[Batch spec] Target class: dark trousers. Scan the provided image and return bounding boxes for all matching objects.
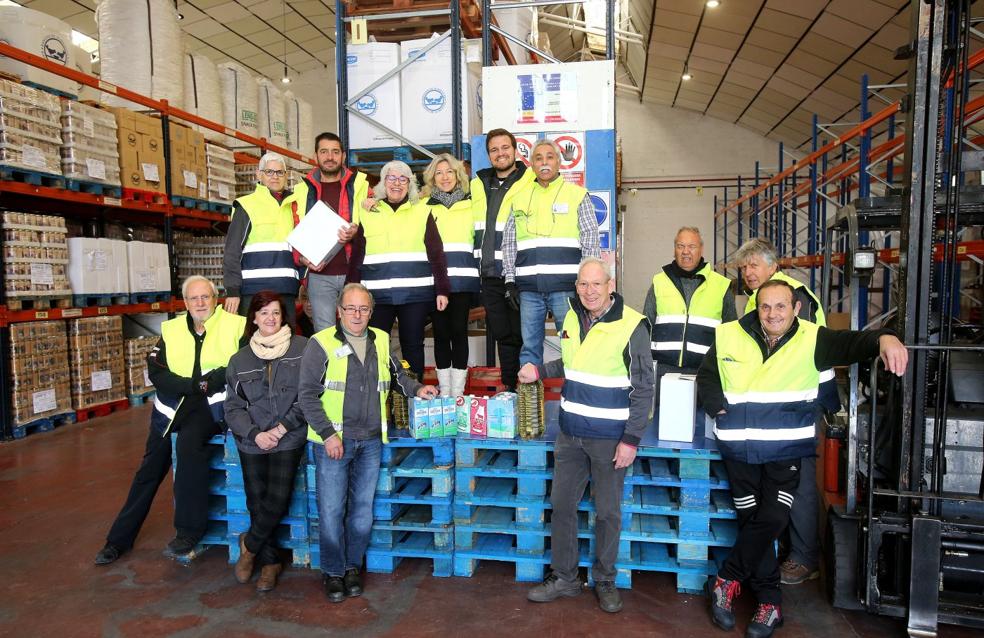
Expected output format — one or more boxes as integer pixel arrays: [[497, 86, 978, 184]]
[[550, 432, 626, 583], [239, 446, 306, 567], [370, 301, 430, 379], [432, 292, 472, 369], [787, 454, 819, 569], [106, 408, 219, 548], [720, 458, 801, 604], [239, 293, 297, 328], [480, 276, 522, 389]]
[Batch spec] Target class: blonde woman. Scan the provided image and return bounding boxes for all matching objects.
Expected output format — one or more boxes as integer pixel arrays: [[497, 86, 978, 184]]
[[419, 154, 477, 396], [349, 160, 449, 379]]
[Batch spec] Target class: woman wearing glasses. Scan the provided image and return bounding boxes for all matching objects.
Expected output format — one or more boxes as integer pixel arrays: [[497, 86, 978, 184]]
[[224, 291, 308, 592], [223, 152, 307, 325], [419, 154, 477, 397], [349, 160, 449, 379]]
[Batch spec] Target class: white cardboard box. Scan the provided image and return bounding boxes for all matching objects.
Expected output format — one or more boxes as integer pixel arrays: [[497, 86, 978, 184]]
[[347, 42, 402, 149], [658, 373, 697, 442], [127, 241, 170, 293], [400, 36, 481, 146], [68, 238, 109, 294]]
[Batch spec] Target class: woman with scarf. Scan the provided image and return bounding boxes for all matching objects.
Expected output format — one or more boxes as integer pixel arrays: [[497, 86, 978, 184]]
[[224, 290, 308, 592], [350, 160, 449, 379], [418, 154, 478, 397]]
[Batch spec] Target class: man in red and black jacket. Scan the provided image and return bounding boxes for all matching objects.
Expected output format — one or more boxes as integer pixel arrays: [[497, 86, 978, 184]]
[[300, 132, 371, 333]]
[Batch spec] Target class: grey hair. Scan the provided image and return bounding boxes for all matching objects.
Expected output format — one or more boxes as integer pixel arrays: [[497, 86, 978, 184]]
[[379, 160, 420, 204], [676, 226, 703, 246], [734, 237, 778, 266], [181, 275, 218, 299], [578, 256, 612, 281], [530, 138, 562, 159], [337, 282, 375, 311], [257, 152, 287, 172]]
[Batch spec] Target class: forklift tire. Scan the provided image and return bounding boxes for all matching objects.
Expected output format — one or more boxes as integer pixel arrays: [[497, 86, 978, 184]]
[[824, 509, 864, 611]]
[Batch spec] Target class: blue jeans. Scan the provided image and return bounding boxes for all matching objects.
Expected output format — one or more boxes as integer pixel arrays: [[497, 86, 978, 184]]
[[314, 437, 382, 577], [519, 290, 572, 366]]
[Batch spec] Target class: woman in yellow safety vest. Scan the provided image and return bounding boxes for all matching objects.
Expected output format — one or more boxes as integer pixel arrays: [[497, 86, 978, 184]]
[[419, 154, 477, 397], [349, 160, 449, 379]]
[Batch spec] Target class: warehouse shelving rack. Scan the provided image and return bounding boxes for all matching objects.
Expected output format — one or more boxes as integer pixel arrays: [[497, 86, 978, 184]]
[[0, 41, 315, 440]]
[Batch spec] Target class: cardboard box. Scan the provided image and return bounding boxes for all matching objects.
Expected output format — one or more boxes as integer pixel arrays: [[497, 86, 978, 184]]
[[658, 373, 697, 442], [400, 36, 481, 145], [347, 42, 402, 149]]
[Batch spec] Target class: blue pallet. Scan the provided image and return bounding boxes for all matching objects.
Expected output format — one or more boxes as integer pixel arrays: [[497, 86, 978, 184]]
[[455, 506, 547, 555], [223, 461, 307, 492], [22, 81, 77, 100], [11, 411, 75, 440], [206, 201, 233, 215], [348, 143, 472, 170], [378, 447, 454, 496], [170, 195, 210, 211], [383, 432, 455, 466], [128, 391, 156, 407], [452, 477, 549, 525], [227, 529, 312, 567], [366, 530, 453, 577], [64, 178, 122, 198], [0, 165, 65, 188], [71, 293, 129, 308], [217, 483, 308, 519], [455, 436, 553, 470], [614, 542, 730, 593], [128, 291, 170, 305], [615, 515, 737, 561], [455, 449, 552, 499], [452, 532, 548, 582], [370, 505, 453, 550], [373, 477, 453, 524]]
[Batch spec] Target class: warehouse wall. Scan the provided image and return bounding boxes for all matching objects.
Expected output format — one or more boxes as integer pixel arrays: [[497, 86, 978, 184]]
[[618, 100, 787, 310], [287, 63, 339, 150]]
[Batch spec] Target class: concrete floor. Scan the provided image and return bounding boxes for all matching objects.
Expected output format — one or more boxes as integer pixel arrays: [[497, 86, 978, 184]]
[[0, 404, 977, 638]]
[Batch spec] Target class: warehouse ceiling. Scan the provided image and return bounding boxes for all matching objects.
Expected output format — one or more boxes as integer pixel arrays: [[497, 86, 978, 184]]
[[14, 0, 984, 151]]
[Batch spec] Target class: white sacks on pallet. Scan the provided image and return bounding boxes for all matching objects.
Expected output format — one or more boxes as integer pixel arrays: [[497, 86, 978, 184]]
[[67, 238, 129, 295], [218, 62, 259, 138], [284, 90, 313, 157], [347, 42, 402, 149], [400, 36, 482, 146], [96, 0, 183, 108], [257, 78, 288, 149], [126, 241, 170, 294], [0, 6, 76, 97], [183, 53, 224, 143], [73, 45, 98, 103]]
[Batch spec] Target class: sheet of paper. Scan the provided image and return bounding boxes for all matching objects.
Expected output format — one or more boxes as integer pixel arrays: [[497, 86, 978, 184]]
[[286, 200, 350, 266]]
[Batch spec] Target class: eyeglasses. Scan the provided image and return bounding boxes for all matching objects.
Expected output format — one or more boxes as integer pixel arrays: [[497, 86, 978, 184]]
[[384, 175, 410, 184], [575, 281, 606, 291], [186, 294, 214, 304], [340, 305, 371, 315], [261, 169, 286, 177]]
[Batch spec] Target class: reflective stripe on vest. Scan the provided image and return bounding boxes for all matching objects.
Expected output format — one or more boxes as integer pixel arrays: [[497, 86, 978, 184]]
[[713, 320, 820, 464], [306, 326, 391, 444], [360, 199, 434, 305], [513, 179, 585, 293], [471, 170, 534, 277], [559, 303, 644, 439], [430, 198, 479, 293], [650, 264, 731, 369], [151, 307, 246, 434], [235, 184, 304, 295]]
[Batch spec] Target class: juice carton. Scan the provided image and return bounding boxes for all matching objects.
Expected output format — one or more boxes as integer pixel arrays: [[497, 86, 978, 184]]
[[428, 401, 444, 438], [443, 396, 457, 437], [469, 396, 487, 437], [410, 397, 430, 439], [456, 395, 471, 434]]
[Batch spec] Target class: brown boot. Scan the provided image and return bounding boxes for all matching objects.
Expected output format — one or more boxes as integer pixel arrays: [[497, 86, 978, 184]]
[[256, 562, 283, 593], [234, 533, 255, 584]]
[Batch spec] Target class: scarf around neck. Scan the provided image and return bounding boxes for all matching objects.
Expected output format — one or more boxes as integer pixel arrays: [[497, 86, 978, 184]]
[[431, 187, 465, 208], [250, 325, 292, 360]]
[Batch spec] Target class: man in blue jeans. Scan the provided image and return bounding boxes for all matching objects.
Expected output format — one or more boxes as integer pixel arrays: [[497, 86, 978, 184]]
[[298, 283, 437, 603], [501, 139, 600, 366]]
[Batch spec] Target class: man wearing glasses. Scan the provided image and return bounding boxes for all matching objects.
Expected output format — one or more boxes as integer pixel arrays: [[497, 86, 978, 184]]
[[223, 152, 307, 325], [299, 283, 438, 603], [94, 276, 246, 564], [502, 139, 599, 368], [518, 258, 653, 613]]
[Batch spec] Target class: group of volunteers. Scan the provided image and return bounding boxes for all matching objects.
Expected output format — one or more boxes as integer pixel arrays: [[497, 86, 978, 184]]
[[90, 128, 910, 638]]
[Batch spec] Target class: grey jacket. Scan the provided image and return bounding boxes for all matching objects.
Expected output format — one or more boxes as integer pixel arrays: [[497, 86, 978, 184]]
[[299, 327, 422, 441], [224, 335, 309, 454]]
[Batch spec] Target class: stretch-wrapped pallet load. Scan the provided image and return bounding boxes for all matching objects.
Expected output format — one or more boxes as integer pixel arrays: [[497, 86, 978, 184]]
[[347, 42, 402, 149], [235, 163, 257, 197], [218, 62, 259, 138], [111, 107, 165, 194], [125, 336, 158, 397], [68, 316, 126, 410], [126, 241, 170, 296], [0, 6, 76, 98], [183, 53, 224, 143], [257, 78, 289, 149], [0, 79, 63, 175], [175, 232, 224, 294], [9, 321, 72, 427], [73, 44, 97, 103], [284, 90, 313, 157], [96, 0, 183, 108], [67, 237, 129, 297], [2, 212, 71, 308], [206, 143, 236, 205], [60, 101, 122, 186]]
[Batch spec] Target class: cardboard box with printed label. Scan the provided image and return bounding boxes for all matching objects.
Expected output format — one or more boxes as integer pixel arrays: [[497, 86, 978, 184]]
[[110, 107, 164, 194], [346, 42, 402, 149]]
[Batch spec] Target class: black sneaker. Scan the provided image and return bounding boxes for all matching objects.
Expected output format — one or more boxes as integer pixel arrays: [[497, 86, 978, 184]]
[[594, 580, 623, 613], [94, 542, 123, 566], [163, 535, 198, 558], [323, 575, 345, 603], [746, 603, 783, 638], [706, 575, 740, 631], [343, 568, 363, 597], [527, 572, 582, 602]]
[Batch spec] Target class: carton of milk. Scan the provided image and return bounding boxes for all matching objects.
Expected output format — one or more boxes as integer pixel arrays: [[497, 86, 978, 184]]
[[410, 397, 431, 439], [469, 396, 488, 437], [488, 392, 518, 439], [456, 395, 471, 434], [443, 396, 457, 437], [428, 401, 444, 438]]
